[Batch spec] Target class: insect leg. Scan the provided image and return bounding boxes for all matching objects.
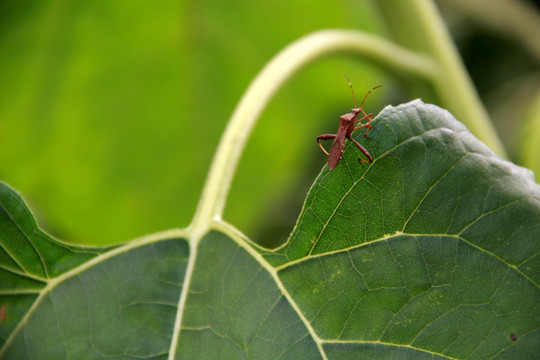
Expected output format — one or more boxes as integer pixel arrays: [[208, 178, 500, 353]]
[[347, 136, 373, 163], [316, 134, 337, 156], [353, 110, 374, 138], [355, 84, 382, 137]]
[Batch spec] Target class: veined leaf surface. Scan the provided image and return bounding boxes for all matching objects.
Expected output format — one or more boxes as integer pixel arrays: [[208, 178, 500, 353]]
[[1, 101, 539, 359]]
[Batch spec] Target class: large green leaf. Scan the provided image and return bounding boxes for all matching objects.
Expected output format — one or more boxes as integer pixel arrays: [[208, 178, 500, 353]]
[[1, 101, 539, 359]]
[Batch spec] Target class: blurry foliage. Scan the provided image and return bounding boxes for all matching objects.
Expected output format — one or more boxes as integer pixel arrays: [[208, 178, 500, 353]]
[[0, 0, 538, 247], [437, 0, 540, 164]]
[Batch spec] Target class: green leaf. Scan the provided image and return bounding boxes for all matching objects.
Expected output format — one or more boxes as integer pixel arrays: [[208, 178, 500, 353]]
[[1, 100, 539, 359], [0, 183, 188, 358]]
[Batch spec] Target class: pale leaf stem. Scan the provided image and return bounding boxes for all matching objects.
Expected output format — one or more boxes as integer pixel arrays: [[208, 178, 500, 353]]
[[189, 29, 440, 236]]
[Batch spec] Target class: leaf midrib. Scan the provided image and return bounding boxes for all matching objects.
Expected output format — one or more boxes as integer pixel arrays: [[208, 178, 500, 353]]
[[3, 217, 534, 359]]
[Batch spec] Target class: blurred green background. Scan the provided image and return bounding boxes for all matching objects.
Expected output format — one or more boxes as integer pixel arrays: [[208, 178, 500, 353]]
[[1, 0, 539, 246]]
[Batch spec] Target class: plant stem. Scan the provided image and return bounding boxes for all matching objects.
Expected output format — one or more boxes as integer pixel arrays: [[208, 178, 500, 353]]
[[374, 0, 508, 158], [521, 89, 540, 176], [190, 30, 440, 233]]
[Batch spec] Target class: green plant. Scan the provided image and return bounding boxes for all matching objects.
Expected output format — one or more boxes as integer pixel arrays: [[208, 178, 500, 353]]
[[1, 0, 539, 359]]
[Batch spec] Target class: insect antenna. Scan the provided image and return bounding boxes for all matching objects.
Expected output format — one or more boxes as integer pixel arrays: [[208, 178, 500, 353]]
[[360, 84, 384, 106], [344, 73, 357, 108]]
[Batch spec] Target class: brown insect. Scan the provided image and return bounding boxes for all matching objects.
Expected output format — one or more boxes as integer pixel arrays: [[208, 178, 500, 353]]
[[317, 76, 382, 170]]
